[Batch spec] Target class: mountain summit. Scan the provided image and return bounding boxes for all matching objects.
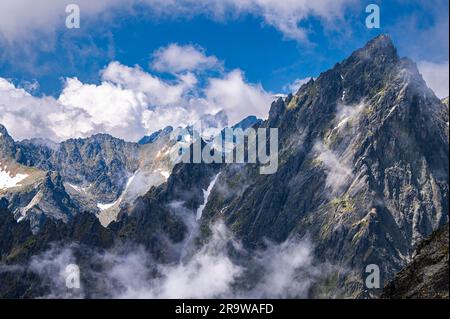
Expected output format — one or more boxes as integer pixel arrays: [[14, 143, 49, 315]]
[[198, 34, 449, 296], [0, 35, 448, 298]]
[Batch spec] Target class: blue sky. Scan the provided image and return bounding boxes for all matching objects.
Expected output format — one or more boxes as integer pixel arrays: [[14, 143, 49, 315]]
[[0, 0, 448, 142]]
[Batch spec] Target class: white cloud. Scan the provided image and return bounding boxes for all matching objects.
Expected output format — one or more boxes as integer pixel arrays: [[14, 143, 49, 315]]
[[0, 0, 353, 43], [55, 62, 207, 141], [101, 61, 197, 106], [229, 0, 351, 41], [283, 77, 313, 94], [418, 61, 449, 99], [0, 0, 123, 42], [314, 141, 353, 195], [142, 222, 242, 299], [151, 44, 221, 73], [205, 69, 274, 125], [0, 52, 274, 142], [58, 77, 149, 142], [247, 238, 325, 298], [12, 221, 332, 298], [138, 0, 353, 42], [28, 244, 83, 298], [0, 78, 93, 142]]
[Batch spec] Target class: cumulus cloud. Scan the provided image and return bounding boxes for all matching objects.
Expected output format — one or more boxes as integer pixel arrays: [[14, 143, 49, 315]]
[[58, 77, 148, 141], [151, 44, 221, 73], [418, 61, 449, 99], [205, 70, 274, 125], [56, 61, 204, 141], [101, 61, 197, 105], [0, 78, 93, 142], [0, 74, 154, 142], [1, 53, 274, 142]]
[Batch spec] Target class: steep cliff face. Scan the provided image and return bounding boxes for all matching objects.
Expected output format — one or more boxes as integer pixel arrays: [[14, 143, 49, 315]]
[[0, 202, 114, 298], [381, 224, 449, 299], [109, 155, 222, 262], [0, 124, 16, 160], [199, 35, 448, 295], [138, 126, 173, 145], [18, 134, 140, 203], [8, 171, 80, 233], [0, 35, 447, 298], [441, 97, 449, 140], [105, 35, 448, 297], [1, 125, 178, 229]]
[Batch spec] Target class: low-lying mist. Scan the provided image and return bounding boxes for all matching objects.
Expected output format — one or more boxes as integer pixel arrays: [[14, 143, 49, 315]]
[[3, 217, 335, 299]]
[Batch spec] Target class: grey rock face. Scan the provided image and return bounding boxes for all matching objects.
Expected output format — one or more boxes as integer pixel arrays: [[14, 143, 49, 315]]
[[1, 129, 141, 229], [0, 35, 447, 298], [0, 124, 18, 161], [19, 134, 140, 203], [15, 171, 79, 233], [232, 116, 262, 131], [1, 120, 179, 230], [0, 204, 114, 298], [381, 223, 449, 299], [199, 35, 449, 296], [138, 126, 173, 145]]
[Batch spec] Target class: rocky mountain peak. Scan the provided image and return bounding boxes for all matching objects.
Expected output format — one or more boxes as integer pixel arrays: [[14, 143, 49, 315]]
[[0, 124, 16, 160], [0, 124, 13, 144], [0, 35, 447, 298], [0, 124, 8, 137], [356, 34, 397, 59], [194, 35, 449, 297], [340, 34, 399, 74], [138, 126, 174, 145]]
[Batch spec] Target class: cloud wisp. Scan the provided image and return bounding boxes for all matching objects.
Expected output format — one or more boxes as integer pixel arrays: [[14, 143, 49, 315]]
[[418, 61, 449, 99], [151, 44, 222, 74], [2, 220, 332, 299], [0, 0, 354, 43]]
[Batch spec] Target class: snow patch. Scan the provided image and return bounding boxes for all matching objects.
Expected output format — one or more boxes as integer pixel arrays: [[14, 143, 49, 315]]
[[17, 191, 43, 222], [125, 172, 137, 189], [0, 163, 28, 190], [336, 116, 350, 129], [67, 183, 81, 192], [156, 147, 171, 159], [196, 174, 220, 220], [157, 169, 170, 179], [97, 201, 118, 211], [386, 105, 397, 118]]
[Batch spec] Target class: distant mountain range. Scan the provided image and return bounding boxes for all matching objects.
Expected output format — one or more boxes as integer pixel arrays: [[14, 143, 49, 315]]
[[0, 112, 261, 231], [0, 35, 448, 299]]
